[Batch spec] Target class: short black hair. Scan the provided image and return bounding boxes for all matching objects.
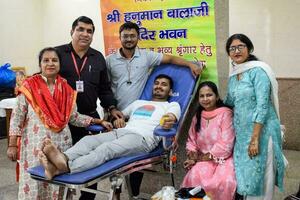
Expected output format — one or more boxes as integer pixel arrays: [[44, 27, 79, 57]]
[[226, 33, 258, 61], [119, 22, 140, 35], [154, 74, 174, 89], [38, 47, 61, 67], [72, 16, 95, 33]]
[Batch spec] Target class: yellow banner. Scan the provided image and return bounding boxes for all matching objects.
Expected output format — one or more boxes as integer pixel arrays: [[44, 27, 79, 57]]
[[100, 0, 217, 82]]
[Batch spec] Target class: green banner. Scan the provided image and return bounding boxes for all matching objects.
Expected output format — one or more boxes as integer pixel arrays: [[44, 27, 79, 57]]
[[101, 0, 217, 82]]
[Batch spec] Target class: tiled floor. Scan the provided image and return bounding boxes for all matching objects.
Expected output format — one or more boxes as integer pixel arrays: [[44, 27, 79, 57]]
[[0, 138, 299, 200]]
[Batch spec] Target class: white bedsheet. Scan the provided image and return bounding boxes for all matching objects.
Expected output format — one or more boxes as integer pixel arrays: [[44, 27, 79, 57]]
[[0, 98, 17, 117]]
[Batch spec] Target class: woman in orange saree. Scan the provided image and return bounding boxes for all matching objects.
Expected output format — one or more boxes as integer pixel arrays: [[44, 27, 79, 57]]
[[6, 47, 111, 200]]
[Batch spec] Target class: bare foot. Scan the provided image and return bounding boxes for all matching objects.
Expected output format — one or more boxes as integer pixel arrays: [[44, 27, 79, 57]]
[[38, 151, 60, 180], [42, 138, 69, 172]]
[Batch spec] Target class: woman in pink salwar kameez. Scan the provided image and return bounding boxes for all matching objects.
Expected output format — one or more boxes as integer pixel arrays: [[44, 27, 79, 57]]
[[181, 81, 236, 200]]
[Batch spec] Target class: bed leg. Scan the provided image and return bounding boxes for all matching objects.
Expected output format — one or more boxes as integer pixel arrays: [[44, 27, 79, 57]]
[[108, 190, 114, 200], [124, 175, 135, 200], [109, 176, 123, 200], [169, 149, 176, 187], [62, 187, 76, 200]]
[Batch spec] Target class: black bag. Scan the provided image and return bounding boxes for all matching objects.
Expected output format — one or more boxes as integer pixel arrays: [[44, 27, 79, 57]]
[[175, 187, 206, 198], [0, 87, 14, 100]]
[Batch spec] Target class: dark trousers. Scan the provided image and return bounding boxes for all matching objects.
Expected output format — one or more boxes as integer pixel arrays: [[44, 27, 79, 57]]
[[235, 193, 244, 200], [115, 172, 144, 196], [78, 183, 97, 200], [69, 111, 100, 200], [130, 172, 144, 196]]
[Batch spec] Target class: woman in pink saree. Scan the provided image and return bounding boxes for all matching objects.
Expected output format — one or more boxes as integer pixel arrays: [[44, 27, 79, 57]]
[[181, 81, 236, 200]]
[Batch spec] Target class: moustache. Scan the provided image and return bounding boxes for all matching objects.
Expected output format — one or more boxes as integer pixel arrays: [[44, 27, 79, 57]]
[[154, 88, 163, 92]]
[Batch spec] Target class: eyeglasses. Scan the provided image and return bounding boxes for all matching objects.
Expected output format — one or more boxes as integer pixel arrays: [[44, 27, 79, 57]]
[[228, 44, 246, 53], [121, 34, 138, 40]]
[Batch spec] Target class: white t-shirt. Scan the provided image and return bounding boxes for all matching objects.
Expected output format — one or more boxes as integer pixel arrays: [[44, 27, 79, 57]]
[[121, 100, 181, 147]]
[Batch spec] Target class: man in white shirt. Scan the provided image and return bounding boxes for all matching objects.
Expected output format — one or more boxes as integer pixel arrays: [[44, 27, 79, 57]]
[[39, 74, 181, 180], [107, 22, 203, 199]]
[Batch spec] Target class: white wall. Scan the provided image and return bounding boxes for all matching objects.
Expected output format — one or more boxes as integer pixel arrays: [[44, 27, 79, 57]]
[[229, 0, 300, 78], [1, 0, 299, 78], [0, 0, 43, 75], [41, 0, 104, 51], [0, 0, 104, 75]]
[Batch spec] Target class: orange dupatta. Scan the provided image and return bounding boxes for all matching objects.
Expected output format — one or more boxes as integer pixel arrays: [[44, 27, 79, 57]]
[[15, 75, 76, 181], [18, 74, 77, 133]]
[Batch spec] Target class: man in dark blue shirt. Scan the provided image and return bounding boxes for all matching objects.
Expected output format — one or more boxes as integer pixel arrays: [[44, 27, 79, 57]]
[[56, 16, 122, 200]]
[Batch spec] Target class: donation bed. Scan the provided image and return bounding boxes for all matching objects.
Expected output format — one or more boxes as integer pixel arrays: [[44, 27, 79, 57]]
[[28, 64, 200, 199]]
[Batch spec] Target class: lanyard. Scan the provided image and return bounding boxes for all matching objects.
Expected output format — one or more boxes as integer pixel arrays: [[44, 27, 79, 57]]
[[71, 52, 88, 79], [125, 61, 132, 84]]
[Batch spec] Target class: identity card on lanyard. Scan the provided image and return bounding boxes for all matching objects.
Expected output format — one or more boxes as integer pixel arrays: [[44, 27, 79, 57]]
[[71, 52, 88, 92]]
